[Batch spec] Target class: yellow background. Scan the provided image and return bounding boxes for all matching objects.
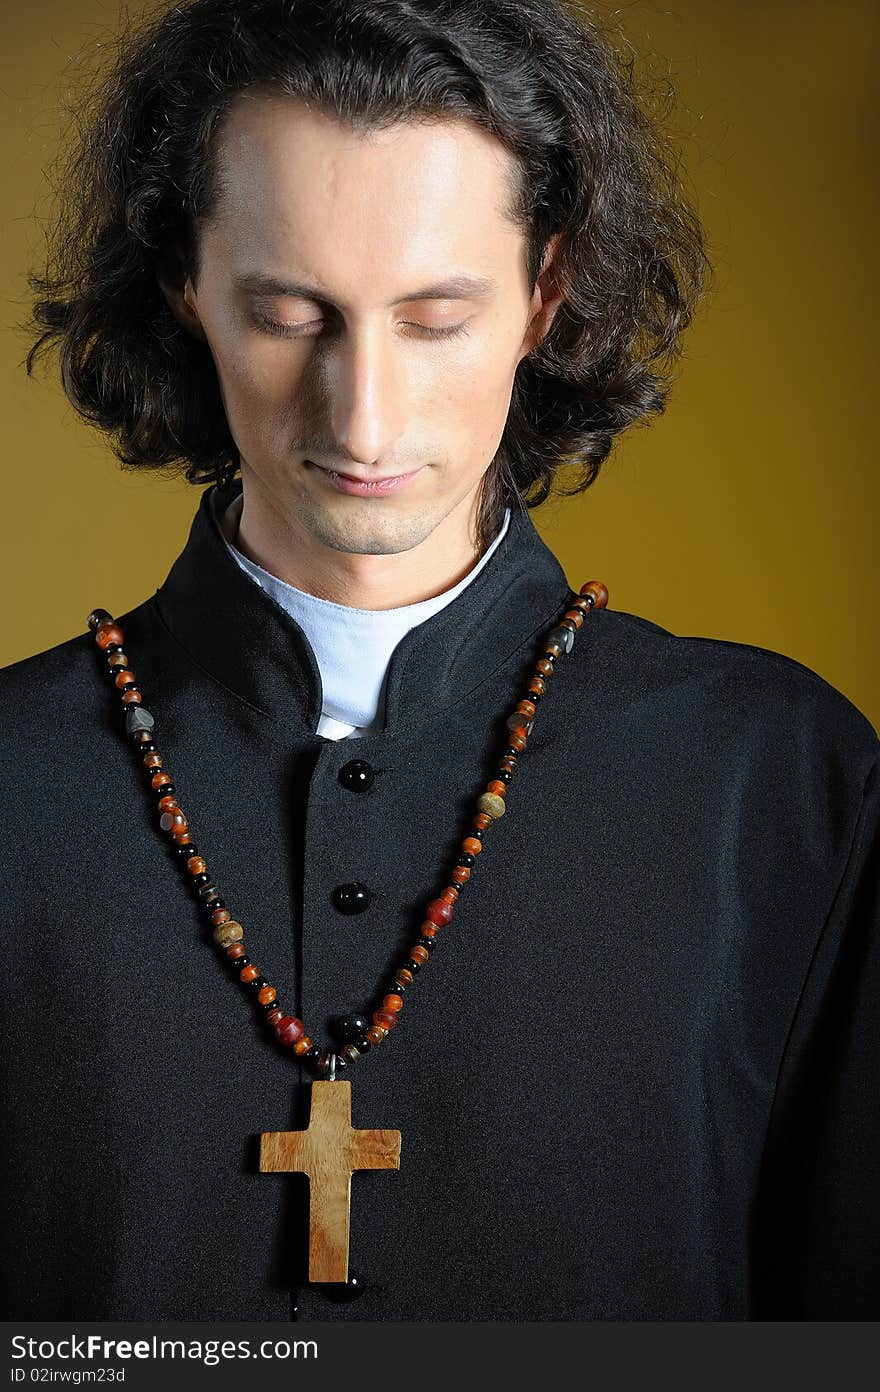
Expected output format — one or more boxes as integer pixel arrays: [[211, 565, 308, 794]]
[[2, 1, 877, 731]]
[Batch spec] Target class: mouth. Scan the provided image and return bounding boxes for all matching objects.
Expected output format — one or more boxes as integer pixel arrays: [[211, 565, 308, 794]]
[[305, 461, 425, 497]]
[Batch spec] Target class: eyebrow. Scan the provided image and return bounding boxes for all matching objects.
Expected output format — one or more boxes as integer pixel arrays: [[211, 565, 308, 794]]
[[232, 271, 498, 307]]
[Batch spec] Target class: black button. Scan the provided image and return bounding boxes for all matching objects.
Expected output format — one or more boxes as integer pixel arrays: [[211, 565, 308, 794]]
[[338, 759, 375, 792], [331, 882, 371, 915]]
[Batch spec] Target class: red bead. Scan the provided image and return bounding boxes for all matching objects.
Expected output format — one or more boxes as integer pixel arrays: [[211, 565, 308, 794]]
[[95, 622, 125, 650], [114, 670, 137, 689], [186, 856, 207, 875], [159, 810, 188, 834], [151, 773, 172, 789], [580, 580, 608, 609], [266, 1008, 284, 1026], [425, 898, 453, 926], [274, 1015, 304, 1046], [157, 795, 178, 813], [121, 689, 142, 705], [240, 964, 260, 984], [373, 1009, 398, 1030], [382, 993, 404, 1013]]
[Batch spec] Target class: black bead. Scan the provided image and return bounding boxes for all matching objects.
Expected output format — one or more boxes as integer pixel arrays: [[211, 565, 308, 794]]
[[104, 643, 123, 655], [247, 976, 269, 991], [191, 872, 211, 887], [457, 852, 476, 867], [418, 937, 437, 952], [334, 1012, 370, 1043], [387, 979, 406, 994], [494, 769, 512, 784], [138, 742, 157, 754], [175, 841, 197, 857], [504, 746, 519, 757], [302, 1045, 321, 1065], [470, 827, 484, 840], [261, 998, 281, 1012], [354, 1035, 372, 1054], [406, 959, 421, 974], [526, 689, 542, 703], [153, 782, 176, 797], [232, 956, 250, 970], [319, 1269, 367, 1302], [203, 899, 226, 914]]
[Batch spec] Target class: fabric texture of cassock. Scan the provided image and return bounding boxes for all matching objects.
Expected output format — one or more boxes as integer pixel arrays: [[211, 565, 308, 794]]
[[1, 475, 878, 1322]]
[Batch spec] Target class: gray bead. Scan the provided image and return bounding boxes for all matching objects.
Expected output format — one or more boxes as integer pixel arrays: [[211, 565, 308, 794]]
[[547, 624, 575, 654], [125, 706, 155, 734]]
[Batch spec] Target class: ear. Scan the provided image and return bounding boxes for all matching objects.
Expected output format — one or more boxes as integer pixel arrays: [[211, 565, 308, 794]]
[[517, 230, 564, 364], [156, 239, 207, 342]]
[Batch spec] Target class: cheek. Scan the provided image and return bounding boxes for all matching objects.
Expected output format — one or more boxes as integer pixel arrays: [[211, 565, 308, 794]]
[[208, 342, 310, 457], [421, 333, 520, 445]]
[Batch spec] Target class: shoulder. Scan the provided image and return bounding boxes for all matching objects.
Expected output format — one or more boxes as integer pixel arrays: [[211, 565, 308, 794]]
[[0, 597, 162, 753], [573, 603, 879, 782]]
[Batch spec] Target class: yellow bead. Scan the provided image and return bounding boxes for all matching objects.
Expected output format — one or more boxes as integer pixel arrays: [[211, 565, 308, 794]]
[[477, 792, 506, 819], [213, 920, 244, 948]]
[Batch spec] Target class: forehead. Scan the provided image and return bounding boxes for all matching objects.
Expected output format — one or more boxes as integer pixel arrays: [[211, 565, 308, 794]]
[[205, 90, 525, 290]]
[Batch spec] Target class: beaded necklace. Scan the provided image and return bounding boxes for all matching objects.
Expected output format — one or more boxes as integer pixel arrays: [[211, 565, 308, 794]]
[[86, 574, 608, 1293]]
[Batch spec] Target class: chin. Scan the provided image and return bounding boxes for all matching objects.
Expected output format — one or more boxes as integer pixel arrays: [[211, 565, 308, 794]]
[[305, 500, 440, 557]]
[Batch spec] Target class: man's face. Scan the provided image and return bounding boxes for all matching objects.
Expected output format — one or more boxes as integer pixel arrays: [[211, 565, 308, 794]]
[[174, 90, 558, 557]]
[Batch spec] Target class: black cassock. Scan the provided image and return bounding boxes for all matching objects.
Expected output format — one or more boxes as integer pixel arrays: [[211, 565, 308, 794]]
[[1, 478, 878, 1322]]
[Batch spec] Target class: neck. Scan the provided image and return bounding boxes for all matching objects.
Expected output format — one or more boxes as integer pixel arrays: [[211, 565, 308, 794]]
[[229, 469, 491, 610]]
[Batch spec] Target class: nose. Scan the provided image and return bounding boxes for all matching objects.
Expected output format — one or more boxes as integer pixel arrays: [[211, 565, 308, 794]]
[[328, 320, 407, 468]]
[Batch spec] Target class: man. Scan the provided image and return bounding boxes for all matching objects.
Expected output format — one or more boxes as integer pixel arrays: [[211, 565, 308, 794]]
[[2, 0, 878, 1321]]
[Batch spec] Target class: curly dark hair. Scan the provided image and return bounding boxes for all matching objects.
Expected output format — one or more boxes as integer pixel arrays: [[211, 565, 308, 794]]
[[24, 0, 713, 551]]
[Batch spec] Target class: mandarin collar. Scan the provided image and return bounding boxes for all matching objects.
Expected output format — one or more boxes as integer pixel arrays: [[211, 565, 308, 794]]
[[153, 478, 574, 740]]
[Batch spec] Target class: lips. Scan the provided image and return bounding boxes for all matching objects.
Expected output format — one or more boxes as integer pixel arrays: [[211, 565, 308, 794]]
[[307, 461, 425, 497]]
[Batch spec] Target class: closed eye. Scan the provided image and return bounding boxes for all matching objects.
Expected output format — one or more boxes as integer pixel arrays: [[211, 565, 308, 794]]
[[254, 313, 471, 341]]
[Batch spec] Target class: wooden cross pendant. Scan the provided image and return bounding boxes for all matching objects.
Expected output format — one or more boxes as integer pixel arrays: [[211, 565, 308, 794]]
[[259, 1080, 402, 1283]]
